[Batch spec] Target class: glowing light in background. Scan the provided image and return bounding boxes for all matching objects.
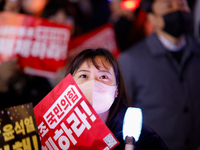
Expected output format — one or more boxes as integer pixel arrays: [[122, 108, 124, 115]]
[[120, 0, 140, 11]]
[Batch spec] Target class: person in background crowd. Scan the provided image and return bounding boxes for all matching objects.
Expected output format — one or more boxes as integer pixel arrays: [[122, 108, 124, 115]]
[[118, 0, 200, 149], [43, 0, 110, 37], [109, 0, 149, 51], [41, 0, 74, 27], [69, 0, 110, 36], [65, 48, 168, 150], [109, 0, 136, 51]]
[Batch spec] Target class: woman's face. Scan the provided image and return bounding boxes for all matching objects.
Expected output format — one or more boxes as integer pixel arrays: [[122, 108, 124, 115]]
[[73, 56, 117, 86]]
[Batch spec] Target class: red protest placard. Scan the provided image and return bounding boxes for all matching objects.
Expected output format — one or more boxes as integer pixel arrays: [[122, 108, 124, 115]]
[[0, 12, 71, 78], [0, 103, 41, 150], [67, 23, 120, 63], [33, 74, 119, 149]]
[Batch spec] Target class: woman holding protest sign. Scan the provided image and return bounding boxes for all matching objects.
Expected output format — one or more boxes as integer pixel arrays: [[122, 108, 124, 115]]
[[65, 48, 168, 150]]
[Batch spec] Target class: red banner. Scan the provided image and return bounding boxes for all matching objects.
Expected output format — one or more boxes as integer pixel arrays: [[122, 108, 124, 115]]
[[33, 74, 119, 149], [68, 23, 120, 63], [0, 12, 71, 78]]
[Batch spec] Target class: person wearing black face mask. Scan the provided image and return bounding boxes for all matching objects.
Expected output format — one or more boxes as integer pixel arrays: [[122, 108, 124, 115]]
[[118, 0, 200, 150], [163, 10, 191, 38]]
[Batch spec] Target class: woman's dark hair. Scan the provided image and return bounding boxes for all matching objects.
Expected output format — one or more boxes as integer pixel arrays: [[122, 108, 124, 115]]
[[65, 48, 130, 126], [140, 0, 155, 13]]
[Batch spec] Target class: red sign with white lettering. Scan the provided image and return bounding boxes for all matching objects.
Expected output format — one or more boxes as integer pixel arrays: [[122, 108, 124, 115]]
[[0, 12, 71, 78], [67, 23, 120, 63], [33, 74, 119, 149]]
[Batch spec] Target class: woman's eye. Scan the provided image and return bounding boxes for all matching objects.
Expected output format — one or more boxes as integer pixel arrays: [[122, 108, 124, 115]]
[[100, 75, 109, 79], [80, 74, 87, 78]]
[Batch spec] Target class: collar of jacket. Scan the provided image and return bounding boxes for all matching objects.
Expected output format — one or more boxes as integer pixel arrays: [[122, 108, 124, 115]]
[[146, 33, 200, 57]]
